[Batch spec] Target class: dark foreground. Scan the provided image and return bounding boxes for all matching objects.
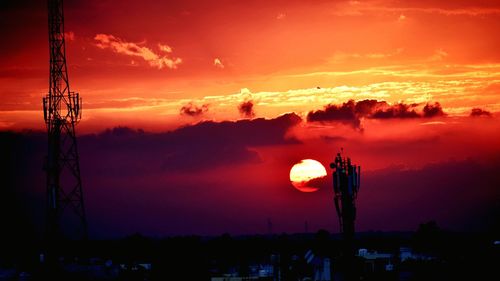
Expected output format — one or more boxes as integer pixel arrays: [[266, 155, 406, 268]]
[[1, 227, 498, 281]]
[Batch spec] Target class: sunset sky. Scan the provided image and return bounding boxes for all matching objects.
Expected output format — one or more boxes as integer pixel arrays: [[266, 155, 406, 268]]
[[1, 0, 499, 238]]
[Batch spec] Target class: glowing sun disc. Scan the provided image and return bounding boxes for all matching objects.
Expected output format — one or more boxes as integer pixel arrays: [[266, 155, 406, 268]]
[[289, 159, 327, 192]]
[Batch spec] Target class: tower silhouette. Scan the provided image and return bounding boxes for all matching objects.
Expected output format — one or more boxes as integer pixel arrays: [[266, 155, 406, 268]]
[[330, 151, 360, 280], [330, 152, 360, 254], [43, 0, 87, 242]]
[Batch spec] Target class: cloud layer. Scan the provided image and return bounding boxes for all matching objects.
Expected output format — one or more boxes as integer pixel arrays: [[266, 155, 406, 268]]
[[83, 112, 302, 173], [307, 100, 446, 129], [2, 120, 498, 238]]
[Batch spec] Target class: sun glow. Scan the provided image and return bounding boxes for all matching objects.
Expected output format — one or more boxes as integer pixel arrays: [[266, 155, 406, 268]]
[[289, 159, 328, 192]]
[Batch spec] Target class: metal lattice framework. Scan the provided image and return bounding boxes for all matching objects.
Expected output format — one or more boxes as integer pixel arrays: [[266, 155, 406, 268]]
[[43, 0, 87, 241]]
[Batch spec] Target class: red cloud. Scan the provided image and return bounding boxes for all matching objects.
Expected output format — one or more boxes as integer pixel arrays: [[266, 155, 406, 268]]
[[470, 108, 492, 117], [180, 102, 209, 117], [423, 102, 445, 118], [308, 100, 447, 129], [238, 100, 256, 118]]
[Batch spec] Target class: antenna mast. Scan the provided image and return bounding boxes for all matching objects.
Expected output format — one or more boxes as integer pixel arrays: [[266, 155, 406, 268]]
[[330, 151, 361, 279], [43, 0, 87, 243]]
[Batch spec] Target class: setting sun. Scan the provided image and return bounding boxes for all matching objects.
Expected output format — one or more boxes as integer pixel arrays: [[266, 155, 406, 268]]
[[289, 159, 328, 193]]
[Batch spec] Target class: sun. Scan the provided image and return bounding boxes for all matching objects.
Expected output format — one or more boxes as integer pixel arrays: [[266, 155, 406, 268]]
[[289, 159, 328, 192]]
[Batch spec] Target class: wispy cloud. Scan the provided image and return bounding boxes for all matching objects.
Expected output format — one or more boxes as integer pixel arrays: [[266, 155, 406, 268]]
[[214, 58, 225, 69], [29, 62, 498, 120], [158, 43, 172, 53], [428, 49, 448, 62], [283, 63, 500, 79], [392, 7, 500, 17], [94, 34, 182, 69], [333, 1, 500, 17], [330, 48, 403, 62]]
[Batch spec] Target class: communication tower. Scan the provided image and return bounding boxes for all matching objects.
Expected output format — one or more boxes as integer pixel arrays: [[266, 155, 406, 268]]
[[43, 0, 87, 243], [330, 152, 360, 257]]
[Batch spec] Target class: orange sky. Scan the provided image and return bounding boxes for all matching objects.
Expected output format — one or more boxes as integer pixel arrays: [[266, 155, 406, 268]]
[[1, 0, 500, 132], [1, 1, 500, 236]]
